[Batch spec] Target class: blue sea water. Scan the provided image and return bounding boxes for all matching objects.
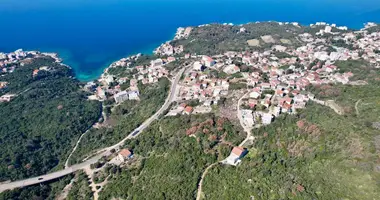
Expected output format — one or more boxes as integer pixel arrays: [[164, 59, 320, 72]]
[[0, 0, 380, 81]]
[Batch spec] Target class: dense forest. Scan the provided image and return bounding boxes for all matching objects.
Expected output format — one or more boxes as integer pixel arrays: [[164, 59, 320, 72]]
[[0, 57, 101, 181], [98, 114, 245, 200]]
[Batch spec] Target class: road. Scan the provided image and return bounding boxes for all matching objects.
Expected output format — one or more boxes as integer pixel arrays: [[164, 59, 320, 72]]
[[237, 91, 254, 147], [0, 67, 185, 193], [196, 162, 218, 200]]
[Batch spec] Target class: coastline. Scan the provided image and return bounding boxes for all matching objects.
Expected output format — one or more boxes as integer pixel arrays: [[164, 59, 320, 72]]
[[6, 21, 377, 83]]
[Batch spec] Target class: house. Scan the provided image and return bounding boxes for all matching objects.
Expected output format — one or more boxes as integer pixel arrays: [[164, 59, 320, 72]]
[[105, 75, 115, 85], [114, 91, 129, 103], [261, 83, 271, 89], [179, 103, 187, 111], [249, 91, 261, 99], [248, 99, 257, 109], [0, 94, 15, 102], [128, 91, 139, 100], [282, 103, 292, 112], [167, 57, 176, 63], [272, 45, 287, 52], [202, 56, 215, 67], [183, 106, 193, 115], [326, 65, 338, 73], [262, 113, 274, 125], [96, 87, 106, 99], [151, 59, 164, 67], [118, 149, 133, 162], [32, 69, 39, 77], [193, 61, 204, 71], [225, 146, 247, 165], [223, 64, 240, 74], [0, 82, 8, 89]]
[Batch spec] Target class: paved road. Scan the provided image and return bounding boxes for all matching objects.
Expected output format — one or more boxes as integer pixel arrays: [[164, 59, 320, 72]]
[[0, 68, 185, 193]]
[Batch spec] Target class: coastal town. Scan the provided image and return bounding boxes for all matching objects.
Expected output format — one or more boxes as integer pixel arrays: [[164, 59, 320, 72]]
[[1, 21, 380, 198], [77, 21, 380, 166]]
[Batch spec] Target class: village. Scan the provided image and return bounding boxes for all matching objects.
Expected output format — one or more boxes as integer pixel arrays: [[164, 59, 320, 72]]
[[1, 22, 380, 167], [0, 49, 62, 102], [85, 22, 380, 166]]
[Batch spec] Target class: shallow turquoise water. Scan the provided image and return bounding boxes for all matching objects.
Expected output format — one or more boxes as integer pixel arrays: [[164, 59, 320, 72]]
[[0, 0, 379, 81]]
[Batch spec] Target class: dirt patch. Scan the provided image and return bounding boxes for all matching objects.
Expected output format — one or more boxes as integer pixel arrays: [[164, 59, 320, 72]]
[[346, 137, 365, 159], [261, 35, 276, 43], [280, 39, 292, 44], [325, 100, 344, 115], [247, 39, 260, 47]]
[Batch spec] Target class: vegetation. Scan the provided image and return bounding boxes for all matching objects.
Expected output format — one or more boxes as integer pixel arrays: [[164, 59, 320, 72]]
[[98, 114, 245, 200], [171, 22, 349, 56], [366, 24, 380, 34], [66, 171, 93, 200], [0, 174, 73, 200], [171, 22, 307, 55], [229, 82, 247, 90], [201, 69, 380, 199], [0, 57, 101, 181], [68, 78, 171, 164], [336, 59, 379, 82]]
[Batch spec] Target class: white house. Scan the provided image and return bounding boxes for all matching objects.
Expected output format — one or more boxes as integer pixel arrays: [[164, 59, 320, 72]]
[[193, 61, 204, 71], [223, 64, 240, 74], [262, 113, 274, 125], [114, 91, 129, 103], [225, 146, 247, 166]]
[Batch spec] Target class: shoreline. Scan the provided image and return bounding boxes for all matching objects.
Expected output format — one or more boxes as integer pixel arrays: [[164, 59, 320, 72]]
[[4, 21, 377, 83]]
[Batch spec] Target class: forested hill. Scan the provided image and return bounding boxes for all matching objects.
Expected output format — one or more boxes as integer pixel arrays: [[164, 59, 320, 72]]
[[0, 57, 101, 181]]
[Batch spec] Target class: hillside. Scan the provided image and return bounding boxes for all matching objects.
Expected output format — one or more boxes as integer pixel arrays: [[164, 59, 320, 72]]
[[0, 57, 101, 181]]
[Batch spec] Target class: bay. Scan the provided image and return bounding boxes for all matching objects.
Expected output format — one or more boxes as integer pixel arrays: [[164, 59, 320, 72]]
[[0, 0, 379, 81]]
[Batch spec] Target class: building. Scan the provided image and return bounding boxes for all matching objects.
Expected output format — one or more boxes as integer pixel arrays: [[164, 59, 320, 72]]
[[114, 91, 129, 103], [0, 82, 8, 89], [262, 113, 274, 125], [151, 59, 164, 67], [324, 26, 332, 33], [0, 94, 15, 102], [118, 149, 133, 162], [104, 75, 115, 85], [183, 106, 193, 115], [202, 56, 215, 67], [32, 69, 39, 77], [225, 146, 247, 166], [128, 91, 139, 100], [223, 64, 240, 74], [193, 61, 204, 71], [96, 87, 106, 100]]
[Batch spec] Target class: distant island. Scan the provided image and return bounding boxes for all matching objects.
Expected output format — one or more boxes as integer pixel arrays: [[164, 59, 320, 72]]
[[1, 21, 380, 200]]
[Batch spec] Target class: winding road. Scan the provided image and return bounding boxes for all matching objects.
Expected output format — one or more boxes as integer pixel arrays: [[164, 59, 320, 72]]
[[196, 162, 218, 200], [0, 67, 185, 193]]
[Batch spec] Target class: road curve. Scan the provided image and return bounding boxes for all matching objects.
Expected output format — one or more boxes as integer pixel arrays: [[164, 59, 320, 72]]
[[0, 68, 185, 193]]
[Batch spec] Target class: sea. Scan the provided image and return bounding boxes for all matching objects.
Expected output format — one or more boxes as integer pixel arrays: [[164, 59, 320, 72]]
[[1, 0, 379, 81]]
